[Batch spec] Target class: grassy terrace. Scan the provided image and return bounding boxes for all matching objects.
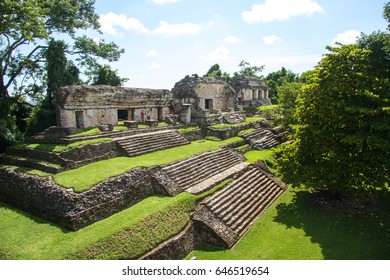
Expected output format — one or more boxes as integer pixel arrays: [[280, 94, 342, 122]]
[[54, 137, 243, 192], [0, 180, 230, 260], [17, 138, 112, 153]]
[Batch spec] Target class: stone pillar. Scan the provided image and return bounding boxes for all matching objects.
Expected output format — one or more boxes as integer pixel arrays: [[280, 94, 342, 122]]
[[265, 89, 269, 99]]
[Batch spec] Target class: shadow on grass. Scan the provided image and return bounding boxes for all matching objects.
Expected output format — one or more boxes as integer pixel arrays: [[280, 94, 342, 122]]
[[273, 190, 390, 260]]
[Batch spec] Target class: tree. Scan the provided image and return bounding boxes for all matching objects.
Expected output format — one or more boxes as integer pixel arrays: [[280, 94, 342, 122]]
[[265, 67, 299, 104], [92, 65, 128, 86], [0, 0, 125, 140], [234, 60, 264, 78], [384, 1, 390, 31], [276, 81, 303, 127], [277, 43, 390, 194], [204, 64, 222, 78]]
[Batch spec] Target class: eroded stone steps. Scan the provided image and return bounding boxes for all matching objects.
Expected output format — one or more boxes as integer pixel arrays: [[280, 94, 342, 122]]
[[163, 150, 241, 183], [161, 149, 243, 190], [162, 149, 224, 174], [233, 188, 283, 235], [199, 167, 285, 243], [116, 130, 189, 157], [241, 127, 279, 150], [204, 168, 262, 209], [207, 170, 268, 215], [222, 180, 276, 228]]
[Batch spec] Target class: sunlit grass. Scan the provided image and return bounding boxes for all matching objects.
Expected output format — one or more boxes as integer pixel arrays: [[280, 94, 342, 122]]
[[54, 137, 243, 192]]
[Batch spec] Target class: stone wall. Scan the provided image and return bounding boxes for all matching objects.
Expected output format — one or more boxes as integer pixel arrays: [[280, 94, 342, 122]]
[[0, 167, 168, 230], [141, 222, 200, 260], [56, 85, 172, 128], [60, 141, 122, 168], [206, 122, 254, 140]]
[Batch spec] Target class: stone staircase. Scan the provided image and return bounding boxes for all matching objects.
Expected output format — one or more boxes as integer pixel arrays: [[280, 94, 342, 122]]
[[160, 149, 248, 194], [115, 130, 190, 157], [0, 147, 65, 174], [241, 126, 279, 150], [193, 166, 286, 248]]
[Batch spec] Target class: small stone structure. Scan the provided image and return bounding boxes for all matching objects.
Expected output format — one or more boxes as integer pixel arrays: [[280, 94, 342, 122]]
[[230, 75, 271, 107], [171, 75, 237, 123], [55, 85, 172, 128]]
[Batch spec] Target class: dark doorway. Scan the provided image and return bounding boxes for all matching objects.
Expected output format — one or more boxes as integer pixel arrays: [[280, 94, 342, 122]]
[[158, 107, 163, 121], [205, 99, 213, 110], [75, 111, 84, 128], [118, 109, 128, 121]]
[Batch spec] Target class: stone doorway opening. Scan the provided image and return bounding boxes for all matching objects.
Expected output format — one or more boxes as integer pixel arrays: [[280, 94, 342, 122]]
[[205, 99, 213, 110], [117, 109, 128, 121], [75, 111, 84, 128]]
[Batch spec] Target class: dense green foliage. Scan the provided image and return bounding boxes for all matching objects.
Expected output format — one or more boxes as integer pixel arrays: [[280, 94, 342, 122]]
[[265, 67, 300, 103], [276, 82, 303, 127], [277, 41, 390, 194], [0, 0, 125, 144]]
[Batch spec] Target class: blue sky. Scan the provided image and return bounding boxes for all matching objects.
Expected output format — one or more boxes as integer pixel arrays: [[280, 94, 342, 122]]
[[89, 0, 388, 89]]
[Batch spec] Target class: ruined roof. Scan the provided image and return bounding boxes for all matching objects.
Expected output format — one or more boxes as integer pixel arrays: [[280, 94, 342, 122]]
[[171, 74, 236, 98], [230, 75, 268, 91], [56, 85, 172, 107]]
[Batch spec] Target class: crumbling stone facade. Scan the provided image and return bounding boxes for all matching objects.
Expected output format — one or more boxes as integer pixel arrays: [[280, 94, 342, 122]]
[[171, 75, 237, 123], [55, 76, 270, 128], [230, 75, 271, 107], [56, 85, 172, 128]]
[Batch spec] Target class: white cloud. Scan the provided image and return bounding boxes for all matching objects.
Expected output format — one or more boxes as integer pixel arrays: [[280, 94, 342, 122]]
[[224, 35, 240, 44], [262, 34, 282, 45], [146, 50, 158, 57], [242, 0, 324, 24], [331, 29, 360, 45], [153, 21, 202, 36], [153, 0, 179, 4], [99, 12, 150, 35], [207, 46, 230, 61], [149, 63, 162, 69]]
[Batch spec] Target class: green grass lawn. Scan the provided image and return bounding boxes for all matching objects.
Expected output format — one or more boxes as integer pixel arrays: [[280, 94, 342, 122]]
[[54, 137, 243, 192], [0, 180, 230, 260], [187, 187, 390, 260], [244, 149, 277, 173], [17, 138, 112, 153]]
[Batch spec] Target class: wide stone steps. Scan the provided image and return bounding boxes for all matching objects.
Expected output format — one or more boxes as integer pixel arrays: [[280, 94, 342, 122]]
[[242, 128, 279, 150], [207, 169, 267, 215], [161, 149, 243, 191], [201, 167, 285, 239], [116, 130, 190, 157]]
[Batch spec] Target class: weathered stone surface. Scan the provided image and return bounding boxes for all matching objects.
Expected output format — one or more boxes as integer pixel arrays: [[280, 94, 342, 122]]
[[56, 85, 172, 128], [141, 223, 199, 260], [0, 167, 169, 230]]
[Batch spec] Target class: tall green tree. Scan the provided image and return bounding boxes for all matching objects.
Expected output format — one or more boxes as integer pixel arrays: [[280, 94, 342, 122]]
[[277, 42, 390, 194], [0, 0, 125, 141], [276, 81, 303, 127], [234, 60, 264, 78], [92, 65, 128, 86], [265, 67, 299, 104]]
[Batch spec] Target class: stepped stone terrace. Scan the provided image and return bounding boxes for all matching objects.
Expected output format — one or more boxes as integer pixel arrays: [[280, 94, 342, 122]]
[[0, 78, 288, 259]]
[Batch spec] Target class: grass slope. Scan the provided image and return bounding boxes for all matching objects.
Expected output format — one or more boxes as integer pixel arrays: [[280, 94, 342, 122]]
[[54, 137, 242, 192], [0, 180, 230, 260]]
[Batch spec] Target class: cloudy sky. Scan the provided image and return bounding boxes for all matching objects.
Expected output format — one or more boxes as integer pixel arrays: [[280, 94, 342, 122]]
[[88, 0, 388, 89]]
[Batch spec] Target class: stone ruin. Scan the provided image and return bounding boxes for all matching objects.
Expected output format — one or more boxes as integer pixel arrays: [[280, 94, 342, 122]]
[[54, 75, 271, 129]]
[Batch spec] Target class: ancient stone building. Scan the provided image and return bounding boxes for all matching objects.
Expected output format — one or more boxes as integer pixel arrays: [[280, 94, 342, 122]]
[[230, 76, 271, 107], [171, 75, 237, 123], [56, 85, 172, 128]]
